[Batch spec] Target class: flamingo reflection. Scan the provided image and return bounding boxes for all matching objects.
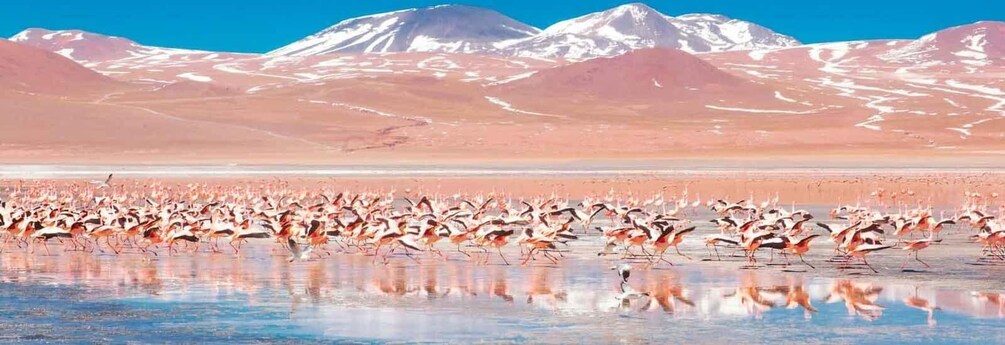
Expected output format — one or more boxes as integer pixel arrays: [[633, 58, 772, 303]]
[[825, 279, 885, 320]]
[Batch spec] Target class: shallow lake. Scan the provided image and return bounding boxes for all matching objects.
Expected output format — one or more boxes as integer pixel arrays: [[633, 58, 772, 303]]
[[0, 241, 1002, 344]]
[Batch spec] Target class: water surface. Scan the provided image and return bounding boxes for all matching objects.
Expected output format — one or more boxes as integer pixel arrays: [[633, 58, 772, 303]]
[[1, 244, 1002, 344]]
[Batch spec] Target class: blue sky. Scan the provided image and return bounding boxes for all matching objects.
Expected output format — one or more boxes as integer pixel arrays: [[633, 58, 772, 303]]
[[1, 1, 1001, 53]]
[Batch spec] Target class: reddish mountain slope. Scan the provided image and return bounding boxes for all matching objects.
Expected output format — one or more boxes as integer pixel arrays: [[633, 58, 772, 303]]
[[498, 48, 770, 100], [0, 39, 117, 95]]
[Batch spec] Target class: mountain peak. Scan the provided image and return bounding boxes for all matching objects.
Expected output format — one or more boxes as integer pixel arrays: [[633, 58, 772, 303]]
[[614, 2, 657, 10], [504, 3, 799, 60], [267, 3, 799, 59], [674, 13, 732, 22], [9, 27, 226, 68], [610, 2, 661, 16], [10, 28, 126, 45], [268, 5, 540, 56], [8, 28, 141, 62], [536, 3, 679, 41], [881, 20, 1004, 65]]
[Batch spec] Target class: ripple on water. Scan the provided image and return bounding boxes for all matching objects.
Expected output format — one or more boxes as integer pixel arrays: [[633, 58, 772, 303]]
[[0, 239, 1003, 343]]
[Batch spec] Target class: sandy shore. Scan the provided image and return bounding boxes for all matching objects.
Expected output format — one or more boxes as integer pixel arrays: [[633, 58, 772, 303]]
[[4, 168, 1001, 206]]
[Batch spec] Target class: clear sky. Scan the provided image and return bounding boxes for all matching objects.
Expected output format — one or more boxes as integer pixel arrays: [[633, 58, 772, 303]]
[[1, 0, 1001, 53]]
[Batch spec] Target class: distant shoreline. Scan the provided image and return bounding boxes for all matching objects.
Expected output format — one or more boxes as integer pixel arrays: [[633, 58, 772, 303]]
[[1, 164, 1004, 179]]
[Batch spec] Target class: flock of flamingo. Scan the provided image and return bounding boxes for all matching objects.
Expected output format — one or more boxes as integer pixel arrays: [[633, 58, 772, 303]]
[[0, 176, 1003, 275]]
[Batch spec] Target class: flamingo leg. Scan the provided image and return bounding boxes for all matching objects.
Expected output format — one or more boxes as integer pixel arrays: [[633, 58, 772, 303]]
[[916, 251, 930, 268], [799, 254, 815, 269], [521, 248, 535, 265], [106, 237, 120, 255], [497, 247, 509, 266], [372, 243, 383, 263], [675, 246, 692, 260], [660, 252, 673, 266], [862, 256, 878, 273], [542, 250, 559, 264], [94, 238, 105, 253], [640, 246, 654, 261]]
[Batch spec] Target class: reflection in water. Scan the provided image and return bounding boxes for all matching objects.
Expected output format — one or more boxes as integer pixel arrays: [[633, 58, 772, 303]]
[[526, 267, 566, 307], [904, 287, 938, 325], [727, 272, 780, 318], [1, 246, 1004, 342], [642, 271, 693, 314], [784, 279, 818, 317], [972, 292, 1005, 318], [491, 268, 513, 302], [826, 279, 885, 321]]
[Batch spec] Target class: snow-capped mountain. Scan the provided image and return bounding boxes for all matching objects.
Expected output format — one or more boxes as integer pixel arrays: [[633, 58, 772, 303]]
[[499, 3, 688, 60], [268, 3, 799, 60], [8, 28, 224, 64], [9, 28, 144, 63], [499, 3, 800, 60], [880, 21, 1005, 66], [10, 28, 249, 78], [672, 13, 801, 52], [268, 5, 541, 56]]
